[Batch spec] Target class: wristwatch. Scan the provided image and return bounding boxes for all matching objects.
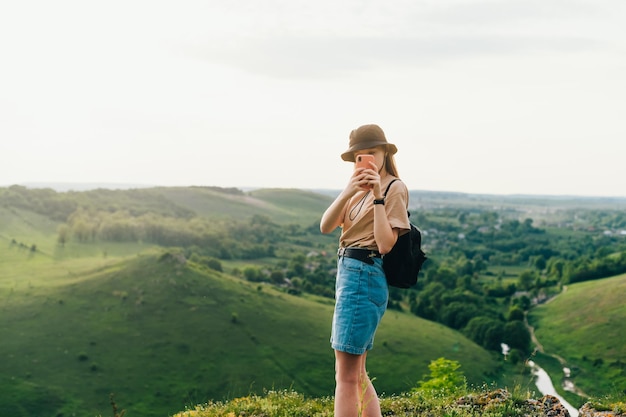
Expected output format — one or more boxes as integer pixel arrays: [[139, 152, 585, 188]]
[[373, 198, 385, 205]]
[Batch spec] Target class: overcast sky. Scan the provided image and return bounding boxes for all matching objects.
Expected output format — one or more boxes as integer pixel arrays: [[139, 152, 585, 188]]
[[1, 0, 625, 197]]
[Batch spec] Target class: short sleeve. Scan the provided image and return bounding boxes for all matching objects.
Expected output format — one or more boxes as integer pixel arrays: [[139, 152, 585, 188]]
[[385, 180, 411, 232]]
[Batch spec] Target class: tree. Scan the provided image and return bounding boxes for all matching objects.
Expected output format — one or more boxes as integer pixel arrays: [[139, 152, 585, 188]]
[[205, 257, 223, 272], [517, 270, 536, 291], [415, 357, 466, 394], [503, 320, 531, 353], [464, 316, 505, 351], [288, 254, 306, 277], [270, 270, 285, 285], [430, 265, 457, 289], [546, 257, 565, 279], [473, 255, 488, 272], [57, 224, 69, 246], [507, 306, 525, 322], [440, 302, 479, 330], [512, 295, 531, 310], [243, 266, 262, 282], [411, 282, 446, 320], [532, 255, 547, 271]]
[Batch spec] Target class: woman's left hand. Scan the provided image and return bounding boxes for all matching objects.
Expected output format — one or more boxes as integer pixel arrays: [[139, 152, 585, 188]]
[[362, 161, 382, 197]]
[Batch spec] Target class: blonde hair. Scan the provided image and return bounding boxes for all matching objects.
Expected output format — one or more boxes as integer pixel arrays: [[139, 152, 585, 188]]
[[382, 146, 399, 177]]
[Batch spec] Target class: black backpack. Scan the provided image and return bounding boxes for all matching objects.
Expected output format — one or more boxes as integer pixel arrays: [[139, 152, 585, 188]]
[[382, 179, 428, 288]]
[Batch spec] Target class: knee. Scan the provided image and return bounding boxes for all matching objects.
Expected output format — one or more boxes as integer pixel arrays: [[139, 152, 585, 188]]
[[335, 351, 366, 385], [335, 368, 360, 385]]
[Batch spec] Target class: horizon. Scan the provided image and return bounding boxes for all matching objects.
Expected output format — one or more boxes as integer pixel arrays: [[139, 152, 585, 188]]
[[5, 181, 626, 201]]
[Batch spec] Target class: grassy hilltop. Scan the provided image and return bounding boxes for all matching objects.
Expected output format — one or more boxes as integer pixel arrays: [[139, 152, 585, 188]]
[[528, 273, 626, 397]]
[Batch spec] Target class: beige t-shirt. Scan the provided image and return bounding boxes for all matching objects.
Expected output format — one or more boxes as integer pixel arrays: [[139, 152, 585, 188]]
[[339, 177, 411, 250]]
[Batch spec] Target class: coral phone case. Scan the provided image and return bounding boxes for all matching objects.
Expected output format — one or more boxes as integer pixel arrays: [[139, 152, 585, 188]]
[[355, 154, 375, 170]]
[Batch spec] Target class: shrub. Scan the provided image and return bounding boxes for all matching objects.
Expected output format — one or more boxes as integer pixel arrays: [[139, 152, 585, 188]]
[[414, 357, 467, 395]]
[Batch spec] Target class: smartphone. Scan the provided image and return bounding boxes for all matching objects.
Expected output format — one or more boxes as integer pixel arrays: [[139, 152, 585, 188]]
[[355, 154, 374, 190], [355, 154, 375, 170]]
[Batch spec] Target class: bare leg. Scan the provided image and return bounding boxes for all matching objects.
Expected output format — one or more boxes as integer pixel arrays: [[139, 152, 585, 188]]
[[334, 350, 382, 417]]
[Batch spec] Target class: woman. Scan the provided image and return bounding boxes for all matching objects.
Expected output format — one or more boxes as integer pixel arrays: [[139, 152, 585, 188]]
[[320, 124, 410, 417]]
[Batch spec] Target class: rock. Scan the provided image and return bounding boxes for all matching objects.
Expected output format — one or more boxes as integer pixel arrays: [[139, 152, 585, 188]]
[[525, 395, 570, 417], [457, 390, 571, 417], [578, 402, 625, 417], [456, 388, 511, 407]]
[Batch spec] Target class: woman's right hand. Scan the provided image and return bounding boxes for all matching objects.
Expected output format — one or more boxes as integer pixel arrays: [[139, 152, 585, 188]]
[[321, 170, 368, 234], [351, 163, 378, 193], [348, 168, 367, 194]]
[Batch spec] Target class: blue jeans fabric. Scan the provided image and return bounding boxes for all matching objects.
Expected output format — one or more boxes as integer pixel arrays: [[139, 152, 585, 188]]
[[331, 256, 389, 355]]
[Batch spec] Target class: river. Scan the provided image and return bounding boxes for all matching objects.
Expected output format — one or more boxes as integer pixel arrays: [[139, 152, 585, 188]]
[[522, 299, 582, 417], [528, 360, 579, 417]]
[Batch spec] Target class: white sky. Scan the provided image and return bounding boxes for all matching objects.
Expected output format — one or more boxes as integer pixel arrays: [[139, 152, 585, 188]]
[[1, 0, 625, 197]]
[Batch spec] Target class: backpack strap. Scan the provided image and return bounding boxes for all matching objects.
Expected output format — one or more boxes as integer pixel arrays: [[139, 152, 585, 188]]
[[383, 178, 400, 198], [383, 178, 410, 218]]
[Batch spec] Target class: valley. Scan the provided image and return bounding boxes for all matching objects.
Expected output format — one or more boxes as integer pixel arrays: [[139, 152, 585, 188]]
[[1, 184, 625, 417]]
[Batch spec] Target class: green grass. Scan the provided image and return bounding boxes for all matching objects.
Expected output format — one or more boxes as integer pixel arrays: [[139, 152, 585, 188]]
[[171, 386, 626, 417], [155, 187, 331, 224], [248, 188, 333, 223], [0, 206, 58, 253], [0, 251, 503, 417], [479, 265, 529, 285], [0, 376, 71, 416], [527, 274, 626, 398]]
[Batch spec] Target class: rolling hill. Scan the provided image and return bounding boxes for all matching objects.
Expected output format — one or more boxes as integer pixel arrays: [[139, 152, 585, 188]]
[[0, 186, 501, 417], [527, 273, 626, 398], [0, 249, 499, 417]]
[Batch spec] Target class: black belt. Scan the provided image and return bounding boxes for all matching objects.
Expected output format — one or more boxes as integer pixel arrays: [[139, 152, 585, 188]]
[[337, 247, 382, 265]]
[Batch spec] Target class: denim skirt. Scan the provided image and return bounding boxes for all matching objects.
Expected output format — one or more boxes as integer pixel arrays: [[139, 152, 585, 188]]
[[331, 256, 389, 355]]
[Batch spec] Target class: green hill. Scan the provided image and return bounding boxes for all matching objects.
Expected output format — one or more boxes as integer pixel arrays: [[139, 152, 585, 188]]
[[0, 251, 499, 417], [0, 184, 332, 225], [157, 186, 332, 224], [527, 273, 626, 397]]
